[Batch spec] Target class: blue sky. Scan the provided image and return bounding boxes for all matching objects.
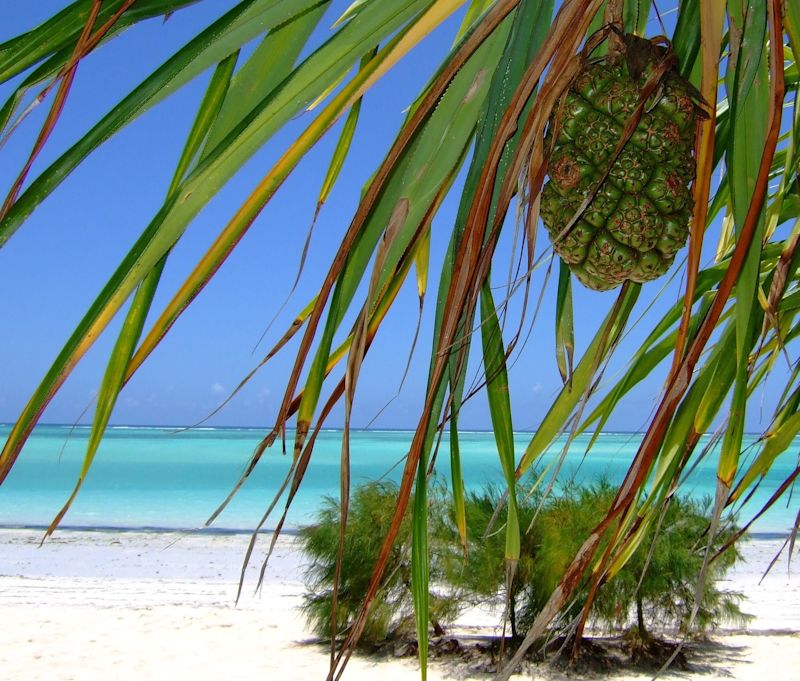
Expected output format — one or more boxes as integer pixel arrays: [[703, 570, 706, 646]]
[[0, 1, 786, 432]]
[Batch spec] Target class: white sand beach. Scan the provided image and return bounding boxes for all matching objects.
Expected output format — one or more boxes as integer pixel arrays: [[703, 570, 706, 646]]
[[0, 528, 798, 680]]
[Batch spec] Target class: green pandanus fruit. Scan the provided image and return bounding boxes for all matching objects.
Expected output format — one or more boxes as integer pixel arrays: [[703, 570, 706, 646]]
[[541, 31, 703, 291]]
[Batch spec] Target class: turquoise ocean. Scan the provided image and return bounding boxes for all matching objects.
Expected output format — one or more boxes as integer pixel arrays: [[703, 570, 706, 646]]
[[0, 425, 796, 534]]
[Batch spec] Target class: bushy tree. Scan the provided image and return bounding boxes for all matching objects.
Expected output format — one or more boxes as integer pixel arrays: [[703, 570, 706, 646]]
[[300, 481, 458, 646], [533, 480, 750, 639], [437, 478, 749, 642], [435, 482, 543, 640], [589, 491, 752, 639]]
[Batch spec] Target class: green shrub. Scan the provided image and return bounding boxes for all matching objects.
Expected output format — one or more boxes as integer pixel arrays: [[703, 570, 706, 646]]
[[438, 478, 750, 640], [585, 488, 752, 638], [299, 480, 458, 646], [435, 483, 542, 639], [301, 478, 750, 648], [521, 479, 751, 638]]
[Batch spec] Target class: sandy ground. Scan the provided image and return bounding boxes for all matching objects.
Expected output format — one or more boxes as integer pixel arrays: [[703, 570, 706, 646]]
[[0, 528, 798, 680]]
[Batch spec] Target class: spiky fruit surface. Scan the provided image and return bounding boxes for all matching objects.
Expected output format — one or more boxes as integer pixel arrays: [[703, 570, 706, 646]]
[[541, 39, 699, 291]]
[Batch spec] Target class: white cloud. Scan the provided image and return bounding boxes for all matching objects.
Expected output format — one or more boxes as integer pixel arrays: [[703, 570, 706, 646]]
[[211, 382, 225, 394], [532, 382, 543, 393]]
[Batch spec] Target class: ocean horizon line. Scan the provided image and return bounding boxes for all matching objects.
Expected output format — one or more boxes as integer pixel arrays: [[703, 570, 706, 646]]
[[0, 422, 769, 437]]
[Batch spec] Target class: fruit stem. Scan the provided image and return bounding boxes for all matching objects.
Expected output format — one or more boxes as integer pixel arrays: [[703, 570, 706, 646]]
[[603, 0, 625, 55]]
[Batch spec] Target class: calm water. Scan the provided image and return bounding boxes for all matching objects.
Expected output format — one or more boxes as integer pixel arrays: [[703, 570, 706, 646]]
[[0, 425, 796, 533]]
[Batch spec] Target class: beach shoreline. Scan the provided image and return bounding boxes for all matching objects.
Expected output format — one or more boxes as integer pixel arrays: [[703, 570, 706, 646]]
[[1, 528, 798, 680]]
